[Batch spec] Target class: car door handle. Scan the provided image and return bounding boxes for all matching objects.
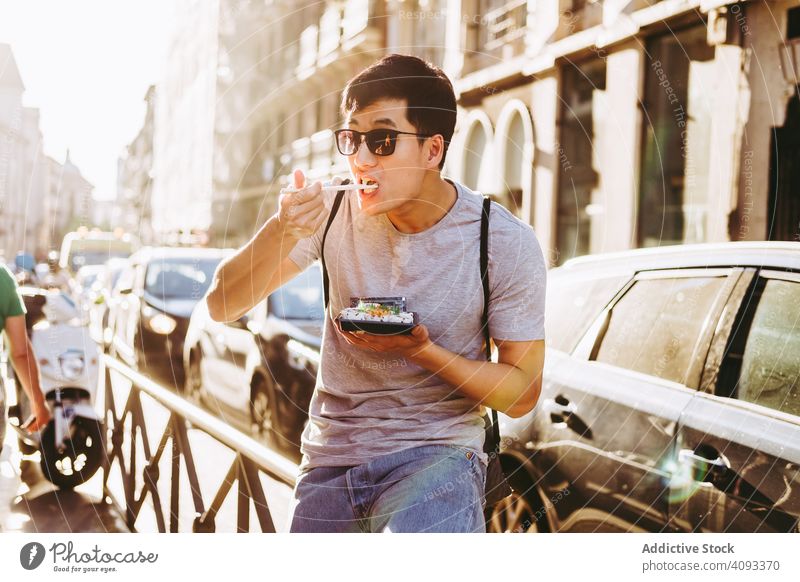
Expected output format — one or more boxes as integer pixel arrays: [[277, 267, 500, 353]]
[[546, 393, 573, 413], [544, 395, 572, 417], [545, 395, 593, 439]]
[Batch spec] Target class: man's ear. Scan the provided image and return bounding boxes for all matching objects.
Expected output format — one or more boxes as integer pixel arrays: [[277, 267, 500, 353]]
[[426, 135, 444, 169]]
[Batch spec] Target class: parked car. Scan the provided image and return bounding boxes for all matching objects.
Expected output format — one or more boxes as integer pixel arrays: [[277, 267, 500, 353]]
[[72, 264, 105, 319], [183, 263, 324, 458], [88, 257, 129, 346], [109, 247, 231, 388], [490, 241, 800, 534]]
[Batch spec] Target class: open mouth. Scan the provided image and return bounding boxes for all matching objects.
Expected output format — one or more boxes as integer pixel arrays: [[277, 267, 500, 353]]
[[358, 177, 379, 196]]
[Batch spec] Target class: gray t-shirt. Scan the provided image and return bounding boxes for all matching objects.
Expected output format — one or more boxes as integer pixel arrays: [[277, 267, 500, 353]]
[[288, 178, 546, 470]]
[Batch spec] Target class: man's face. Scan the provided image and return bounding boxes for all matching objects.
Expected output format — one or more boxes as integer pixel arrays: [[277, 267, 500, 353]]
[[343, 98, 432, 216]]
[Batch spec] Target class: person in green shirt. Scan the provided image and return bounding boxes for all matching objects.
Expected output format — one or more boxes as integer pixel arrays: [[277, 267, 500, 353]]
[[1, 264, 51, 435]]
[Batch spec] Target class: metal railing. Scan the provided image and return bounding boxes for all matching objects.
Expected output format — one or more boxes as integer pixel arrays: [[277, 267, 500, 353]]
[[99, 354, 298, 533]]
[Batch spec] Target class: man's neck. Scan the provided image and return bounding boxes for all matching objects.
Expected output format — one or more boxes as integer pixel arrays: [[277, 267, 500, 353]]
[[385, 174, 457, 234]]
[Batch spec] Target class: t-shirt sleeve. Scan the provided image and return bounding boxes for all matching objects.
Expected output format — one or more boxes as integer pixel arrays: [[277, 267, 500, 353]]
[[287, 230, 322, 271], [487, 220, 547, 342], [1, 265, 26, 318]]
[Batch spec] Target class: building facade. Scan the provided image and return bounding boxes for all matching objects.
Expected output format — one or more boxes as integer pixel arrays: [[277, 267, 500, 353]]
[[208, 0, 399, 247], [151, 0, 221, 242], [39, 152, 95, 253], [150, 0, 447, 246], [147, 1, 798, 263], [0, 44, 93, 261], [118, 85, 157, 244], [0, 43, 47, 260], [445, 0, 800, 265]]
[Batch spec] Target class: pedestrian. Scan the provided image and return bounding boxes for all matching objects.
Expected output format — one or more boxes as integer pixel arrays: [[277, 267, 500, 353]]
[[206, 54, 546, 532], [1, 263, 51, 447]]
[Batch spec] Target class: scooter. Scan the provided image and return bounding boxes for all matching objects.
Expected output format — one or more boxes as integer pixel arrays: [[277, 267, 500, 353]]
[[8, 286, 105, 489]]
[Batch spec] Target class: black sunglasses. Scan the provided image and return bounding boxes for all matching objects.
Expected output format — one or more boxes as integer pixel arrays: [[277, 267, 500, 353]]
[[334, 128, 433, 156]]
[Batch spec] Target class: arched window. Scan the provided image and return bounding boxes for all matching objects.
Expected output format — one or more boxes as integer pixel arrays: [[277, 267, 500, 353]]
[[495, 100, 534, 223], [457, 111, 495, 194], [464, 124, 488, 191]]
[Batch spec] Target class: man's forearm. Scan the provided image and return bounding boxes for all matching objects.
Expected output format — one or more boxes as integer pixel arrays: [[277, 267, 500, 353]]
[[11, 340, 45, 406], [409, 343, 539, 417], [206, 215, 298, 321]]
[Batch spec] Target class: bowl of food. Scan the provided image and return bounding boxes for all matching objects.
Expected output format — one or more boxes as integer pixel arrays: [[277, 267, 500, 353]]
[[336, 296, 417, 335]]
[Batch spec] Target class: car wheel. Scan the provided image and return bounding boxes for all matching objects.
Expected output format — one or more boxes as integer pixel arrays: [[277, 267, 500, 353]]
[[487, 490, 540, 533], [250, 373, 277, 447]]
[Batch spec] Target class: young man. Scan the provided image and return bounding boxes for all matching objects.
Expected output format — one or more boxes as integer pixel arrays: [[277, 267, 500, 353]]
[[206, 54, 546, 532]]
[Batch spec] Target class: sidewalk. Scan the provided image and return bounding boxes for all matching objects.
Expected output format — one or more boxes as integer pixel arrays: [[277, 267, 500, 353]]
[[0, 429, 130, 533]]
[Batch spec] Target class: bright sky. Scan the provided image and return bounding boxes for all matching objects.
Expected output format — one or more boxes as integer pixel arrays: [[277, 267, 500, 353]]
[[0, 0, 171, 200]]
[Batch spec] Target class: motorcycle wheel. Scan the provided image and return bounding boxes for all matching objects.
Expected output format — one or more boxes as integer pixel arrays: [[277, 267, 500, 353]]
[[39, 417, 104, 489]]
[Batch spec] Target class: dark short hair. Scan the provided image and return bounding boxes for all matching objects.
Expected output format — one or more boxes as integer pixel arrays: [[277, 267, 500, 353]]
[[341, 54, 457, 170]]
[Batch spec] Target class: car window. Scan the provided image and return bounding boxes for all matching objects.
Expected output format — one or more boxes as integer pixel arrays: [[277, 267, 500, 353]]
[[144, 257, 221, 300], [70, 250, 130, 271], [730, 278, 800, 417], [593, 275, 727, 384], [269, 265, 324, 320], [545, 274, 628, 353]]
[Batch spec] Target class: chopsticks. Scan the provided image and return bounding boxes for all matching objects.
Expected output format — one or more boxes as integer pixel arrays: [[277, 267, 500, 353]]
[[279, 183, 376, 194]]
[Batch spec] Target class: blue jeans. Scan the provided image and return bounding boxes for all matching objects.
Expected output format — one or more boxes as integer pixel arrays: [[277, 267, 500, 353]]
[[288, 444, 487, 533]]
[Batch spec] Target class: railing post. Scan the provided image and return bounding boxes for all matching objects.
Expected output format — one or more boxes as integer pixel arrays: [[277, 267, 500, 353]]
[[241, 456, 276, 533], [170, 415, 180, 533], [236, 458, 250, 533]]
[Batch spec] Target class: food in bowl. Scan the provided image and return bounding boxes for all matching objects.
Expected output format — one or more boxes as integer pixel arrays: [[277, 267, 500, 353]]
[[337, 296, 417, 335]]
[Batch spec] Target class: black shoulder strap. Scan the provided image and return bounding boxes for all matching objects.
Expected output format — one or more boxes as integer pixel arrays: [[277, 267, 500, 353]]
[[321, 179, 350, 310], [480, 195, 501, 451], [480, 195, 491, 361]]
